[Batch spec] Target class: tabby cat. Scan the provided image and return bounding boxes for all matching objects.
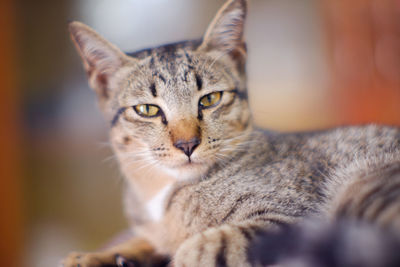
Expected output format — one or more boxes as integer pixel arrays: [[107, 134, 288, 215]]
[[62, 0, 400, 266]]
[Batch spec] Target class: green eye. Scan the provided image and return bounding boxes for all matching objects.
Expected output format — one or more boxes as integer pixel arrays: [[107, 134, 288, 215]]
[[199, 92, 223, 109], [134, 104, 160, 117]]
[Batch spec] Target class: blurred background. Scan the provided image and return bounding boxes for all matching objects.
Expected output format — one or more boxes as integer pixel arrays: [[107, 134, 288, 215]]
[[1, 0, 399, 266]]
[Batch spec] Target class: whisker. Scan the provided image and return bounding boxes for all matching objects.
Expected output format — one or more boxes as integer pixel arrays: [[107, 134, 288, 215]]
[[96, 141, 112, 149], [102, 154, 119, 164]]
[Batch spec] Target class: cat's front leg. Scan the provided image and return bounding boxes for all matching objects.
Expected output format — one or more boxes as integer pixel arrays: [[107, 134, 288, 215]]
[[60, 237, 169, 267], [173, 223, 265, 267]]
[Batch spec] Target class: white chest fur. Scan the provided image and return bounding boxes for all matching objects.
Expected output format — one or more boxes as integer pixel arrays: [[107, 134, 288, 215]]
[[146, 184, 173, 221]]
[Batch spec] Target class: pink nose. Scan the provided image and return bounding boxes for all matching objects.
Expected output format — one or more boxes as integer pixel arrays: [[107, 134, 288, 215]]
[[174, 138, 201, 157]]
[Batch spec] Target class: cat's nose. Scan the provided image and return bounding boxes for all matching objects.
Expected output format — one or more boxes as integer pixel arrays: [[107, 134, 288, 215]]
[[174, 138, 201, 157]]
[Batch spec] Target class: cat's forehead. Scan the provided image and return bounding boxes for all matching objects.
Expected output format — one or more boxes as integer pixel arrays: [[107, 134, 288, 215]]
[[120, 41, 227, 105], [138, 51, 199, 102], [146, 48, 197, 85], [128, 40, 202, 60], [129, 40, 222, 83]]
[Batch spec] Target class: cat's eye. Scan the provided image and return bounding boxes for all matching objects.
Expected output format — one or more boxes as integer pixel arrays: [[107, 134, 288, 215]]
[[199, 92, 223, 109], [134, 104, 160, 117]]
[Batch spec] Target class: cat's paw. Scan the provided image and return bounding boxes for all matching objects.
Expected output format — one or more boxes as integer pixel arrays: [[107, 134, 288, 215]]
[[115, 254, 138, 267], [173, 225, 250, 267], [60, 237, 170, 267], [60, 250, 169, 267], [60, 252, 141, 267], [59, 251, 106, 267]]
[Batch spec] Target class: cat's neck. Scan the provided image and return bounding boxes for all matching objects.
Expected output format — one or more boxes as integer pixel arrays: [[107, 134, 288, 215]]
[[121, 161, 176, 202]]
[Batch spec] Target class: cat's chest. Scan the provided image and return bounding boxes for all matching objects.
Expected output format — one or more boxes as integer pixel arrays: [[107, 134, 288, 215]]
[[146, 183, 173, 221]]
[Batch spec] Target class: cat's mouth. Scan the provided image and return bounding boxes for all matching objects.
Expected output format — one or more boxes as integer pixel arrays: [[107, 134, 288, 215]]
[[156, 151, 212, 175], [161, 157, 210, 180], [180, 158, 202, 167], [174, 156, 210, 170]]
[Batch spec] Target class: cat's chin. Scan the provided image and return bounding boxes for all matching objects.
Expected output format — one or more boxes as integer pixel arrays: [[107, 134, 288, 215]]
[[162, 161, 210, 181]]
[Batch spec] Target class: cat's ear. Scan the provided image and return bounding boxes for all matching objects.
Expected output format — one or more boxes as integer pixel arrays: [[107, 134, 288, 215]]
[[199, 0, 247, 62], [69, 21, 129, 101]]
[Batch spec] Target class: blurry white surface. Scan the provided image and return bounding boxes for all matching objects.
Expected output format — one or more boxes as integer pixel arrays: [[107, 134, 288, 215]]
[[71, 0, 330, 130]]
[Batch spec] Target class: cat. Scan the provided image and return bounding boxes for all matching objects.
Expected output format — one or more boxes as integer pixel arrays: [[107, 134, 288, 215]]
[[62, 0, 400, 266]]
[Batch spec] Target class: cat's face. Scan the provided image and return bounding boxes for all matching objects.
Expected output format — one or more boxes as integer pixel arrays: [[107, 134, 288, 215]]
[[110, 47, 250, 177], [69, 0, 250, 178]]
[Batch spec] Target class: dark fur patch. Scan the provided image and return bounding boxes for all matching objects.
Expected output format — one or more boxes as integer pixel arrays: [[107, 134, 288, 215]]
[[161, 111, 168, 125], [149, 57, 155, 68], [158, 74, 166, 84], [150, 83, 157, 97], [216, 232, 227, 267], [184, 50, 193, 64], [111, 107, 127, 127], [238, 226, 253, 242], [123, 136, 131, 145], [196, 74, 203, 91], [198, 108, 203, 121]]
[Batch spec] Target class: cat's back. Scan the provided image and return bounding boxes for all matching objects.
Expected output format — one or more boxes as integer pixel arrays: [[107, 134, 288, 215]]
[[208, 124, 400, 182]]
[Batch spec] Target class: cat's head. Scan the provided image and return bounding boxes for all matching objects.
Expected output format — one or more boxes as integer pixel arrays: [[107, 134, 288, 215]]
[[69, 0, 251, 179]]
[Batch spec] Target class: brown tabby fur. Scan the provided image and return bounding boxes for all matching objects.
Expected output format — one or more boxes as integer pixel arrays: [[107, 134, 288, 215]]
[[63, 0, 400, 266]]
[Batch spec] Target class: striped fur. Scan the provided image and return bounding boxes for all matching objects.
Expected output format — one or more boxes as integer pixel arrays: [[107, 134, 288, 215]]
[[63, 0, 400, 266], [323, 155, 400, 229]]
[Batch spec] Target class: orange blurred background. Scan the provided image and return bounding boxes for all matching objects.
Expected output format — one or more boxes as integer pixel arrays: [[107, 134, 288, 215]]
[[0, 0, 399, 266]]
